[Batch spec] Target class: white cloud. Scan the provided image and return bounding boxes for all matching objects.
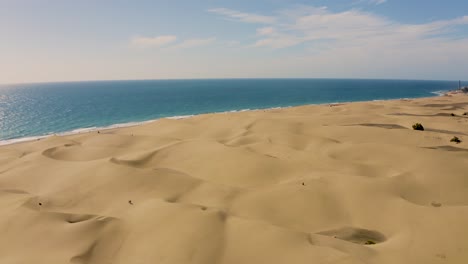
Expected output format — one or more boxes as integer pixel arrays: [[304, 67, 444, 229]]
[[129, 6, 468, 80], [131, 36, 216, 50], [368, 0, 387, 5], [353, 0, 387, 5], [256, 27, 277, 36], [253, 36, 303, 49], [131, 35, 177, 47], [169, 37, 217, 49], [211, 6, 468, 52], [208, 8, 276, 24]]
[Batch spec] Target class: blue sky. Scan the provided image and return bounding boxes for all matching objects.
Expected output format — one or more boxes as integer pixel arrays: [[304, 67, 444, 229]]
[[1, 0, 467, 83]]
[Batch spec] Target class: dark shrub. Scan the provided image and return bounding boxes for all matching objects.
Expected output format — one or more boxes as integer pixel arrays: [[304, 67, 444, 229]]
[[412, 123, 424, 131], [365, 240, 376, 245], [451, 113, 456, 116], [450, 136, 462, 144]]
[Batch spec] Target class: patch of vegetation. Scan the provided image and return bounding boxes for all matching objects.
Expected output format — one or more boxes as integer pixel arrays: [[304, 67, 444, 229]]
[[450, 136, 462, 144], [365, 240, 376, 245], [451, 113, 456, 116], [412, 123, 424, 131], [463, 112, 467, 116]]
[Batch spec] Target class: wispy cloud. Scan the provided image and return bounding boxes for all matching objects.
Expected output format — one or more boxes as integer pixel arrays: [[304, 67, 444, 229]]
[[253, 36, 303, 49], [368, 0, 387, 5], [353, 0, 387, 5], [208, 8, 276, 24], [256, 27, 277, 36], [210, 6, 468, 51], [131, 36, 216, 50], [169, 37, 217, 50], [131, 35, 177, 47]]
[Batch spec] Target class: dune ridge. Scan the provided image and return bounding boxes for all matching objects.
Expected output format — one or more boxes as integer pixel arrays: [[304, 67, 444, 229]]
[[1, 94, 468, 263]]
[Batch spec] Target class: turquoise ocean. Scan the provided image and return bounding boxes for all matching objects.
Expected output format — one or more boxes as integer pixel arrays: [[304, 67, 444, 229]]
[[0, 79, 463, 144]]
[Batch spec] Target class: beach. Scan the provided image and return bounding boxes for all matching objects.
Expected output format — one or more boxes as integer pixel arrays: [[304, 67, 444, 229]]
[[1, 92, 468, 264]]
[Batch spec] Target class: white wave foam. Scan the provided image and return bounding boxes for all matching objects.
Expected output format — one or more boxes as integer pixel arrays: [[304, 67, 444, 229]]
[[1, 94, 441, 147], [227, 109, 251, 113], [59, 127, 98, 135], [0, 135, 50, 146], [0, 115, 206, 146], [165, 115, 195, 120], [0, 107, 290, 146], [57, 120, 160, 136], [0, 120, 161, 146], [431, 90, 449, 96]]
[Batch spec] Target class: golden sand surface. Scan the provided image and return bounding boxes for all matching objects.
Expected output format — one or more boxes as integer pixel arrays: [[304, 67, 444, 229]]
[[1, 94, 468, 264]]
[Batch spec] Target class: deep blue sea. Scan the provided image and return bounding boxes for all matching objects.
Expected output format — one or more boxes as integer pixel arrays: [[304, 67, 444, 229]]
[[0, 79, 463, 144]]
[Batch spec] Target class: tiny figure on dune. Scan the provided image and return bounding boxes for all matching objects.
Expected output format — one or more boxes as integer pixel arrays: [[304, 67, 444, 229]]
[[128, 200, 133, 205]]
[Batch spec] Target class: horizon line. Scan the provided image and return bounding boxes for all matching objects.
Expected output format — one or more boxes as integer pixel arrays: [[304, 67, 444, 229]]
[[1, 77, 466, 86]]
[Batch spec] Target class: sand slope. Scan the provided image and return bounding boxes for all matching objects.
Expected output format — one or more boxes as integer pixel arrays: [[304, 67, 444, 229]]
[[1, 94, 468, 263]]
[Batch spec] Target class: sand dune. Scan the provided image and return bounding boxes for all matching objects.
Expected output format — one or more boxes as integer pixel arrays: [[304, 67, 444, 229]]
[[1, 94, 468, 263]]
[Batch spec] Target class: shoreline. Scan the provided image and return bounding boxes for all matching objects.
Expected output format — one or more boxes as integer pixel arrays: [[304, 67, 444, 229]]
[[0, 89, 456, 147], [1, 89, 468, 263]]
